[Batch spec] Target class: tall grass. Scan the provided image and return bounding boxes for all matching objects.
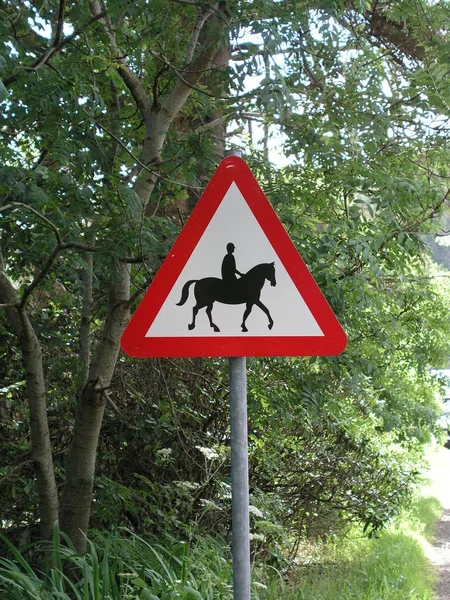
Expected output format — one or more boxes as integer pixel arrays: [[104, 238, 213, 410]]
[[262, 446, 449, 600], [263, 526, 436, 600], [0, 525, 235, 599], [1, 448, 447, 600], [0, 518, 438, 600], [0, 525, 123, 600]]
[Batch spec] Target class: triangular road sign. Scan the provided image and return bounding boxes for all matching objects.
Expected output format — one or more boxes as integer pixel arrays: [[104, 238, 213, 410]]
[[121, 156, 347, 358]]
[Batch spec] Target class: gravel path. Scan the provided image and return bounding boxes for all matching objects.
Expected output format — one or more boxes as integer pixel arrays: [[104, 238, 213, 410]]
[[432, 508, 450, 600], [429, 447, 450, 600]]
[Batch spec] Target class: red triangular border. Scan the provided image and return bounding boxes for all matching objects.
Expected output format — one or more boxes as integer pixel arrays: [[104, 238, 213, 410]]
[[121, 156, 347, 357]]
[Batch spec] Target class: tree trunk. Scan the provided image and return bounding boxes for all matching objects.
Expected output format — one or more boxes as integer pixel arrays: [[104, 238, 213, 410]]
[[59, 261, 130, 552], [0, 271, 59, 540], [78, 250, 93, 386]]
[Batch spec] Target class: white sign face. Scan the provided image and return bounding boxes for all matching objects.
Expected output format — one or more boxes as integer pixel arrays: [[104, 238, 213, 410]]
[[146, 182, 324, 338]]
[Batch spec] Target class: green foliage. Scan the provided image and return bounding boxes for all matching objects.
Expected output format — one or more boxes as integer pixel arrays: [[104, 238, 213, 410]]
[[246, 358, 430, 539], [284, 530, 435, 600], [1, 452, 446, 600], [0, 525, 234, 600], [267, 449, 450, 599], [1, 0, 450, 579]]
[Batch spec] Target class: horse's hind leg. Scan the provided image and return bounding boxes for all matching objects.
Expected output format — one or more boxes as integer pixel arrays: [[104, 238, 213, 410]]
[[256, 300, 274, 330], [206, 304, 220, 332], [241, 302, 253, 332], [189, 304, 199, 330]]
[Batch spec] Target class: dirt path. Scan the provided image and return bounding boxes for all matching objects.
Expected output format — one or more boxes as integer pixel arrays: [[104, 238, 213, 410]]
[[432, 508, 450, 600], [429, 447, 450, 600]]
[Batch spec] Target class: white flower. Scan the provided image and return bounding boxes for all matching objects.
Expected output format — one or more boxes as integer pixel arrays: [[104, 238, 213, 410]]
[[196, 446, 219, 461], [200, 499, 222, 511], [249, 533, 265, 542], [248, 505, 263, 518], [156, 448, 172, 457], [174, 481, 200, 491]]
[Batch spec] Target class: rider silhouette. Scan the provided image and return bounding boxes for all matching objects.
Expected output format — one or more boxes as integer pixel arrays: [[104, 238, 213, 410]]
[[176, 241, 276, 332], [221, 243, 242, 286]]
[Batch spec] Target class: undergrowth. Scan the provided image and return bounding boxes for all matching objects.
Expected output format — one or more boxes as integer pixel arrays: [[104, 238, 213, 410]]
[[262, 446, 447, 599], [0, 448, 447, 600]]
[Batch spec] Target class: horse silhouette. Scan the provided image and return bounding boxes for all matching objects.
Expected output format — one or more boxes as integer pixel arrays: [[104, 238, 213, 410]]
[[176, 262, 276, 333]]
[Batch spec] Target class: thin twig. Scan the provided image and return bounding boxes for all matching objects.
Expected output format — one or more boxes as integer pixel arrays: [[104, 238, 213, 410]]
[[3, 10, 106, 86], [103, 389, 121, 413], [53, 0, 67, 48], [20, 245, 61, 308], [405, 157, 450, 179], [94, 122, 158, 177], [185, 4, 216, 65], [95, 120, 205, 190], [0, 202, 62, 245], [148, 46, 251, 101], [127, 277, 153, 306]]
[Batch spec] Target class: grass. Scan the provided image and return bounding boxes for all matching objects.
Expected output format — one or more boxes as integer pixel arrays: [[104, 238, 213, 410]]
[[1, 447, 449, 599], [0, 525, 235, 599], [264, 528, 437, 600], [261, 446, 450, 600]]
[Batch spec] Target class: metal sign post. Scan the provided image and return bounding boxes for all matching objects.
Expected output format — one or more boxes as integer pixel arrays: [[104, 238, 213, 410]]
[[229, 356, 251, 600], [225, 149, 251, 600]]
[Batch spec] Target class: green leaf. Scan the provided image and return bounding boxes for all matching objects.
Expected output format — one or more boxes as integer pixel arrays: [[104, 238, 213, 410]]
[[140, 591, 160, 600], [132, 577, 147, 588], [119, 185, 142, 218], [179, 585, 202, 600]]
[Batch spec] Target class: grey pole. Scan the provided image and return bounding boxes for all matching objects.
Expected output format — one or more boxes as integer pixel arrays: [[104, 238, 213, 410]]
[[224, 147, 250, 599], [229, 356, 251, 600]]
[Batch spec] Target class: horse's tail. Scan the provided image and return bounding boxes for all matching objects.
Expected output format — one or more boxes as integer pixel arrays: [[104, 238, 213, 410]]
[[176, 280, 197, 306]]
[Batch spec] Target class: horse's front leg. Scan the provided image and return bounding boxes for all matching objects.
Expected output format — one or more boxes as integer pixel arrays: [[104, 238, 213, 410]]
[[206, 303, 220, 332], [241, 302, 253, 332], [255, 300, 274, 330]]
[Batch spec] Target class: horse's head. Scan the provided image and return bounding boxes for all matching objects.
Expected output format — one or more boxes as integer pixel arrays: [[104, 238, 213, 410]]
[[268, 262, 276, 287]]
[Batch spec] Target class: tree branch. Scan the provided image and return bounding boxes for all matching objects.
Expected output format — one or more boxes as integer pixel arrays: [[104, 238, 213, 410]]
[[405, 157, 450, 180], [19, 241, 98, 308], [3, 10, 107, 87], [0, 269, 59, 540], [79, 250, 93, 387], [53, 0, 67, 48], [20, 246, 61, 309], [147, 48, 226, 98], [365, 8, 426, 61], [1, 200, 99, 307], [338, 188, 450, 280], [94, 121, 158, 176], [0, 202, 62, 245], [95, 120, 204, 190], [185, 3, 217, 65], [161, 2, 229, 120], [89, 1, 152, 119]]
